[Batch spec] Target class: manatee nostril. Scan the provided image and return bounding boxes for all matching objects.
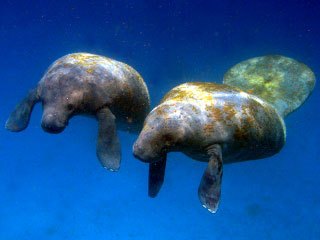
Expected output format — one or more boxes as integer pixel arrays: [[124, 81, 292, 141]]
[[41, 122, 65, 134]]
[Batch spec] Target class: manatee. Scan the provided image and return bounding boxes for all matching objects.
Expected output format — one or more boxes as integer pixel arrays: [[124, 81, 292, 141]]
[[6, 52, 150, 171], [133, 55, 315, 213]]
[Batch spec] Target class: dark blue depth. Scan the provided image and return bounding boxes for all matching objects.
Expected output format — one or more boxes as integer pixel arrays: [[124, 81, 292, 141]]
[[1, 0, 319, 239]]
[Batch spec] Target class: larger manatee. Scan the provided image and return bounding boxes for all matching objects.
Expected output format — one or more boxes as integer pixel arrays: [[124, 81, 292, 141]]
[[6, 52, 150, 171], [133, 55, 315, 213]]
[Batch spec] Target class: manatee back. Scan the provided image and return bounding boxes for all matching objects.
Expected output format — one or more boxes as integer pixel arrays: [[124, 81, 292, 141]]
[[223, 55, 316, 117], [40, 52, 150, 132], [46, 52, 143, 85]]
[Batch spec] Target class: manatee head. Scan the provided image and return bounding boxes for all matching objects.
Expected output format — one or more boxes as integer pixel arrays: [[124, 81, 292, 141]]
[[38, 69, 92, 134], [133, 107, 186, 163]]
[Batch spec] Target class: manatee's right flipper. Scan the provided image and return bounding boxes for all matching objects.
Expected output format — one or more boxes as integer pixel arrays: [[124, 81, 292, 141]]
[[5, 88, 40, 131], [96, 107, 121, 171], [198, 144, 223, 213], [148, 157, 167, 198]]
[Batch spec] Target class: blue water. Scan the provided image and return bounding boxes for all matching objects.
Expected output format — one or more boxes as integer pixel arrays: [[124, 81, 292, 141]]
[[1, 1, 319, 239]]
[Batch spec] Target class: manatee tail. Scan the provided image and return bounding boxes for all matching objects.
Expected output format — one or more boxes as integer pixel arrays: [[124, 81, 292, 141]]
[[223, 55, 316, 117]]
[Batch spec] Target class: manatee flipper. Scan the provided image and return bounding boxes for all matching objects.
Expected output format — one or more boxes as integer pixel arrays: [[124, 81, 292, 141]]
[[198, 144, 223, 213], [96, 107, 121, 171], [148, 157, 167, 198], [6, 88, 40, 131]]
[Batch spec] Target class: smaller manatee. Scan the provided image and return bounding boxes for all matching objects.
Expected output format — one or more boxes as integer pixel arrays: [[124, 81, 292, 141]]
[[6, 52, 150, 171]]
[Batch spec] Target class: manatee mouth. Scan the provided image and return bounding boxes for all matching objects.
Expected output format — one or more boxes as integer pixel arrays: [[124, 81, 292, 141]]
[[41, 122, 66, 134], [41, 113, 67, 134]]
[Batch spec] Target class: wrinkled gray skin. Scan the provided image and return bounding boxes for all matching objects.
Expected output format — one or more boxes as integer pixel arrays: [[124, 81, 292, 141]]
[[133, 82, 285, 213], [6, 53, 150, 171]]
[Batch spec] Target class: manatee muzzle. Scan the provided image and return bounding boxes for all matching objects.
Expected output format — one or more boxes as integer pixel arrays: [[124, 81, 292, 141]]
[[41, 113, 67, 134], [133, 140, 164, 163]]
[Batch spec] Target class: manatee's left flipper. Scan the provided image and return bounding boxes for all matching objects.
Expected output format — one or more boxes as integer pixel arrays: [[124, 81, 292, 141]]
[[6, 88, 40, 132], [148, 156, 167, 198], [96, 107, 121, 171], [198, 144, 223, 213]]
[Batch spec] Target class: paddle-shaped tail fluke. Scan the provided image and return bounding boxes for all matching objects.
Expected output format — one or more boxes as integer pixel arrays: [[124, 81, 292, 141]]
[[224, 55, 316, 117]]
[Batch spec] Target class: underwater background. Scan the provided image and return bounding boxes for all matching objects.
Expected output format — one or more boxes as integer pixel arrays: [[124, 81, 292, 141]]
[[1, 0, 319, 239]]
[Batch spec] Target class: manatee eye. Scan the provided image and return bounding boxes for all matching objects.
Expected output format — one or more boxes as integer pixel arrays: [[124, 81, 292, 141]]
[[67, 104, 74, 111]]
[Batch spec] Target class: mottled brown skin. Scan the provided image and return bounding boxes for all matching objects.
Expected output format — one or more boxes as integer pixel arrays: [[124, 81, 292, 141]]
[[223, 55, 316, 117], [133, 82, 285, 213], [6, 53, 150, 171]]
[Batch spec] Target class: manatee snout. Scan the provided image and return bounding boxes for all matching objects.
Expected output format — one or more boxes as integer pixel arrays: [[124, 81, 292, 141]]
[[41, 112, 67, 134], [133, 140, 150, 163], [133, 136, 163, 163]]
